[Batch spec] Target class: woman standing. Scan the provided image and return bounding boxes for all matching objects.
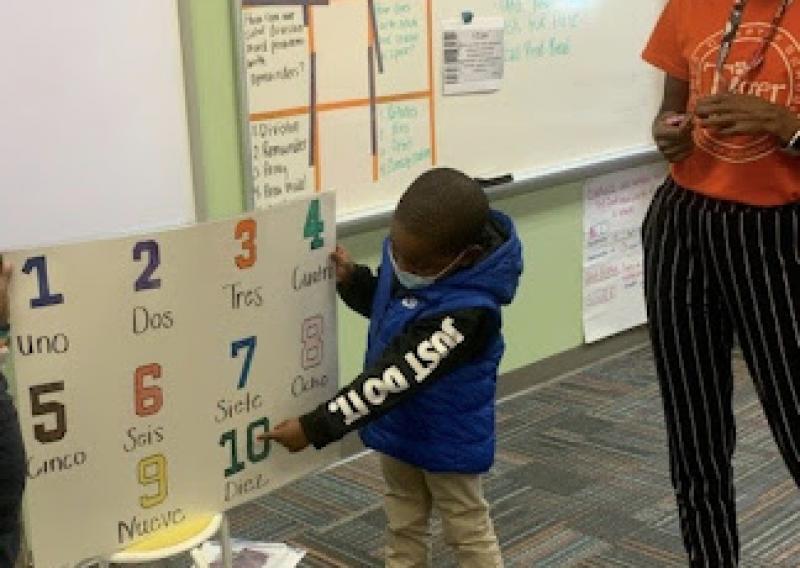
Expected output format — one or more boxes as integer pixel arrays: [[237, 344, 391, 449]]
[[643, 0, 800, 566]]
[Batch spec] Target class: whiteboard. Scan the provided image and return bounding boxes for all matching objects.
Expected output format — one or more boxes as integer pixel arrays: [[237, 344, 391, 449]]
[[0, 1, 196, 251], [235, 0, 664, 220]]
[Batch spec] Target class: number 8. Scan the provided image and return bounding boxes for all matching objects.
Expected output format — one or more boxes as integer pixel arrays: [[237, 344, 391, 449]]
[[301, 316, 324, 370]]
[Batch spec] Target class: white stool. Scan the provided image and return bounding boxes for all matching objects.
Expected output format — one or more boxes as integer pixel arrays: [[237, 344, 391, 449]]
[[79, 513, 233, 568]]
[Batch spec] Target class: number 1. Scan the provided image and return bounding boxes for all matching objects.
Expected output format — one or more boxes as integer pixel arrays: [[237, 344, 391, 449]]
[[22, 256, 64, 308]]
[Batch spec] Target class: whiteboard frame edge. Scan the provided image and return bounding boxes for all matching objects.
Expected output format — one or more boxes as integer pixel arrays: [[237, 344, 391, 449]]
[[232, 0, 257, 212], [337, 146, 663, 237]]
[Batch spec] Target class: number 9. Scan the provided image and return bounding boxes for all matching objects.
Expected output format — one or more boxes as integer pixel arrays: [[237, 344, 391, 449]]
[[138, 454, 168, 509]]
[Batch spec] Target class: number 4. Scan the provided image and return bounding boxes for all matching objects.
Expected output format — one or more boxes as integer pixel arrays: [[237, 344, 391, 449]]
[[304, 199, 325, 251]]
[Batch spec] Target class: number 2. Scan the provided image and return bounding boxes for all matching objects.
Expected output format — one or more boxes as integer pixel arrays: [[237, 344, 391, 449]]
[[235, 219, 257, 269], [138, 454, 168, 509], [133, 240, 162, 292], [29, 382, 67, 443]]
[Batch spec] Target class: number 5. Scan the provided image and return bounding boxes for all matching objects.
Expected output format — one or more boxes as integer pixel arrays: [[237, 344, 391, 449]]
[[29, 382, 67, 443]]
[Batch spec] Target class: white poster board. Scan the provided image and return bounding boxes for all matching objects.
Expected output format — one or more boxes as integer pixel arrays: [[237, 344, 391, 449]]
[[7, 194, 338, 568], [583, 163, 666, 343]]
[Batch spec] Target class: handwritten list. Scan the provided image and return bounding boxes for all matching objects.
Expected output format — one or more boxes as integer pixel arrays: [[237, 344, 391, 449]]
[[582, 163, 666, 343]]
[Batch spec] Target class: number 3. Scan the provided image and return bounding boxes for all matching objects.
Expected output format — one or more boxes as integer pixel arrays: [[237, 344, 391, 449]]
[[235, 219, 257, 269]]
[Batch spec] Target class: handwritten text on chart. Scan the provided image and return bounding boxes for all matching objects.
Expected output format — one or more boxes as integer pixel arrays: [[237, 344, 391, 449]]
[[375, 0, 423, 63], [498, 0, 584, 62], [378, 103, 432, 177], [244, 8, 307, 90], [250, 119, 311, 205], [582, 164, 666, 343]]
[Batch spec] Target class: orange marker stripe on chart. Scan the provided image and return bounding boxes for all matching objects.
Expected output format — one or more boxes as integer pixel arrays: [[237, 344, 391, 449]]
[[426, 0, 437, 165]]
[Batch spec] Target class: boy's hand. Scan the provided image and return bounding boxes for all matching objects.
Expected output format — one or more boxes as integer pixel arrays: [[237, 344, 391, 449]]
[[0, 260, 12, 328], [261, 418, 310, 452], [330, 245, 356, 286]]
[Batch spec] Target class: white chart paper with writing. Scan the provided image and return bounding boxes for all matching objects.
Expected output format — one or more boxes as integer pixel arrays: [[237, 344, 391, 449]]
[[583, 163, 666, 343], [7, 194, 338, 568]]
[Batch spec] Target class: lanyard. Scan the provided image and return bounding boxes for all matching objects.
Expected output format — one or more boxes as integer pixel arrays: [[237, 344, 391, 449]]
[[714, 0, 793, 93]]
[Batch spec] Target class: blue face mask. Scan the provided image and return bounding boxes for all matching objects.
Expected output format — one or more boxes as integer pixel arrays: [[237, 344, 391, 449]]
[[389, 248, 466, 290]]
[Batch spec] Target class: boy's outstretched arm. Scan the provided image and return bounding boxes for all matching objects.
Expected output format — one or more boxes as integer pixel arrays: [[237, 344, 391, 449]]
[[265, 308, 498, 452]]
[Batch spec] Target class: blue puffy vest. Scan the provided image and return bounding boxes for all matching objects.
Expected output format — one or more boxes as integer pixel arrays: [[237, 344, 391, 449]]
[[359, 211, 522, 473]]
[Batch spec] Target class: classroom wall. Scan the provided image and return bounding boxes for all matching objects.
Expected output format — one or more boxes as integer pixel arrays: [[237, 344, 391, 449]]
[[185, 2, 585, 383]]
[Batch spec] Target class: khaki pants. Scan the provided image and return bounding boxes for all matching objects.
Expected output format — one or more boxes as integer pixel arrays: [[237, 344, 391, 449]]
[[380, 454, 503, 568]]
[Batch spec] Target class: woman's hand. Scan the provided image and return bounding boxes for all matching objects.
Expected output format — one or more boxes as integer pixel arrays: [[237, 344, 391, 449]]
[[653, 111, 695, 162], [695, 94, 800, 143]]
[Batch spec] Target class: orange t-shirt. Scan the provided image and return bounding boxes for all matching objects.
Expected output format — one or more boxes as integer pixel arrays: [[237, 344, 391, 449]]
[[643, 0, 800, 205]]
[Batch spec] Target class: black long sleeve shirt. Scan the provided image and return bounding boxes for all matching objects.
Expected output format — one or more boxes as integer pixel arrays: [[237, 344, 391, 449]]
[[299, 265, 497, 449]]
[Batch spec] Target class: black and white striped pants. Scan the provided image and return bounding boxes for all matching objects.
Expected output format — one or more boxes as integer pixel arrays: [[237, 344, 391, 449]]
[[642, 178, 800, 568]]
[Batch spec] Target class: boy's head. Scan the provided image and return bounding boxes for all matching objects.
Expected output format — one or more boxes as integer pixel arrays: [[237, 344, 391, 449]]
[[390, 168, 489, 281]]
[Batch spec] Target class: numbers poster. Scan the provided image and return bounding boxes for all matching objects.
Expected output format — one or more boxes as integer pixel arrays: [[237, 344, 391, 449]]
[[6, 194, 339, 568]]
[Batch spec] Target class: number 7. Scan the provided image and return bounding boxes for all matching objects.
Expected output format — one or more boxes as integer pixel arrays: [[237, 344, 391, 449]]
[[231, 336, 257, 390]]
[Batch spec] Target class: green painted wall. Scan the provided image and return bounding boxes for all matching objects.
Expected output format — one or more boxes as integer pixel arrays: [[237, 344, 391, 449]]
[[184, 0, 246, 219], [186, 2, 585, 383]]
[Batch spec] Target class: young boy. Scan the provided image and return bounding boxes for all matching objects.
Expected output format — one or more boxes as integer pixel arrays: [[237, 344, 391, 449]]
[[266, 168, 522, 568], [0, 260, 26, 568]]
